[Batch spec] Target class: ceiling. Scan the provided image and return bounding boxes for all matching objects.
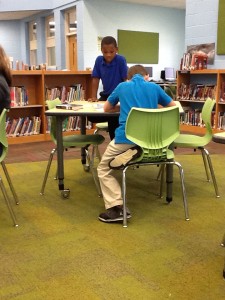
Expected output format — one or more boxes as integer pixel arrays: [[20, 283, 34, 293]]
[[113, 0, 185, 9], [0, 0, 185, 21], [0, 10, 43, 21]]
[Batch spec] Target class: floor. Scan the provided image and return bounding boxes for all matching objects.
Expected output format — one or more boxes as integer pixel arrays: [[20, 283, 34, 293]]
[[5, 132, 225, 164]]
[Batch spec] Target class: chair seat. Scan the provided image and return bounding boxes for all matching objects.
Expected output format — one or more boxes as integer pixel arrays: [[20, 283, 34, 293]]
[[174, 134, 209, 148], [134, 148, 174, 163], [62, 134, 105, 148], [95, 122, 108, 130]]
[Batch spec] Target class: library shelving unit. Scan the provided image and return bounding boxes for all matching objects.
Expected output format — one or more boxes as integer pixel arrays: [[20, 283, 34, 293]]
[[176, 69, 225, 134], [7, 70, 93, 145]]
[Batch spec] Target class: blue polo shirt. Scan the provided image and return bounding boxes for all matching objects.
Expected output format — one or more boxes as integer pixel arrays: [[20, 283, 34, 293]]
[[92, 54, 128, 97], [107, 74, 172, 144]]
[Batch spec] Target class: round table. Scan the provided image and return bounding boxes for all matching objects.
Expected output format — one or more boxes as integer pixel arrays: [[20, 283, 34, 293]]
[[212, 132, 225, 144]]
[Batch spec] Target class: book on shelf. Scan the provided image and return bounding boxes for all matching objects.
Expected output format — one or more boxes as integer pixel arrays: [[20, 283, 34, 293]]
[[218, 112, 225, 130], [179, 106, 216, 128], [180, 52, 208, 71], [12, 117, 24, 137], [10, 86, 28, 107], [6, 116, 41, 137], [45, 84, 85, 102], [20, 117, 30, 136], [178, 83, 216, 101]]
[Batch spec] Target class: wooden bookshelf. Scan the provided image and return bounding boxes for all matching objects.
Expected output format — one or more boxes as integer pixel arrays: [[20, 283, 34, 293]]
[[177, 69, 225, 133], [7, 70, 93, 144]]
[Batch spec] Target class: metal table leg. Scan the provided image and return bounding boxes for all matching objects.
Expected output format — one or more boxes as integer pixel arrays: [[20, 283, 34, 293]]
[[166, 164, 173, 203], [55, 116, 70, 198], [80, 116, 88, 169]]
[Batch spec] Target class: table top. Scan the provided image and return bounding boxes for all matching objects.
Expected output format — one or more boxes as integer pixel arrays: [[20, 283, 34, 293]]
[[45, 100, 184, 116], [212, 132, 225, 144], [45, 101, 119, 117]]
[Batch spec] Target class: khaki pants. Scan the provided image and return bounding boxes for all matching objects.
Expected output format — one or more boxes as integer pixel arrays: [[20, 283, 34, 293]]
[[97, 139, 134, 209]]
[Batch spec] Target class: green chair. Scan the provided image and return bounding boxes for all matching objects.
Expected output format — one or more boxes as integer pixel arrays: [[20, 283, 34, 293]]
[[0, 109, 19, 227], [173, 98, 219, 197], [40, 98, 105, 197], [164, 84, 177, 100], [116, 106, 189, 227], [94, 122, 109, 135]]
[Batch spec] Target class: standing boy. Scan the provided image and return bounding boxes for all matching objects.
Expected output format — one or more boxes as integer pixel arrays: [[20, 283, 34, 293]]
[[97, 65, 176, 223], [88, 36, 128, 140]]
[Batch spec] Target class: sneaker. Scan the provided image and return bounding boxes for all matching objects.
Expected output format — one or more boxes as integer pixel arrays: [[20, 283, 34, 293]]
[[98, 205, 131, 223], [109, 146, 142, 169]]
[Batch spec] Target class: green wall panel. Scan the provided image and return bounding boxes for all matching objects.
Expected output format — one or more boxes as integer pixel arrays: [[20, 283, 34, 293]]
[[117, 29, 159, 64], [217, 0, 225, 54]]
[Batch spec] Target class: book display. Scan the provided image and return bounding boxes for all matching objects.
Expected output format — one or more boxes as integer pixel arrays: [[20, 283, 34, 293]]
[[176, 69, 225, 133], [7, 70, 92, 144]]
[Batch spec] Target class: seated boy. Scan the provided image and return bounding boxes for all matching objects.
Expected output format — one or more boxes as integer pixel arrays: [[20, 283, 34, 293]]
[[97, 64, 176, 223]]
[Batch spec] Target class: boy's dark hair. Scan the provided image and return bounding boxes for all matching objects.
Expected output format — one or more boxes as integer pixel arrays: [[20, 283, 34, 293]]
[[127, 65, 148, 80], [101, 36, 117, 48]]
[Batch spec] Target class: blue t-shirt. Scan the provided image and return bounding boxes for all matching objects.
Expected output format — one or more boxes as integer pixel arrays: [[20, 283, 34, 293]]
[[107, 74, 172, 144], [92, 54, 128, 96]]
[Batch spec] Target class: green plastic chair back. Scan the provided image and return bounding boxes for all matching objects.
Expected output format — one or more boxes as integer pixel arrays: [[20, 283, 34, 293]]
[[173, 97, 215, 148], [46, 98, 61, 144], [201, 97, 215, 143], [125, 106, 180, 162], [0, 109, 9, 162], [164, 85, 177, 100]]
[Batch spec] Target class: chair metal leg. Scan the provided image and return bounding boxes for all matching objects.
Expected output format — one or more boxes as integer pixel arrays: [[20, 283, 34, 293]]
[[156, 164, 163, 181], [202, 148, 220, 197], [221, 233, 225, 247], [0, 176, 18, 227], [122, 166, 129, 228], [1, 162, 19, 205], [159, 164, 165, 198], [87, 146, 102, 197], [200, 148, 210, 182], [174, 161, 190, 221], [40, 148, 56, 195]]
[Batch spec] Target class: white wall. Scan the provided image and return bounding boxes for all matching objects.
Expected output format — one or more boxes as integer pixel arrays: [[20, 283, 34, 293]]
[[0, 0, 186, 77], [185, 0, 224, 69], [0, 0, 53, 11], [80, 0, 185, 79]]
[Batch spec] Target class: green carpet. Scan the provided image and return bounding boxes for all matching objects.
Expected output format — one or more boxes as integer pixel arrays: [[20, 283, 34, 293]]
[[0, 155, 225, 299]]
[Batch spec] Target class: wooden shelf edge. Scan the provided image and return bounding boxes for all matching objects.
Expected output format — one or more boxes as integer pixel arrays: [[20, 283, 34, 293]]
[[7, 134, 45, 145], [180, 124, 222, 134]]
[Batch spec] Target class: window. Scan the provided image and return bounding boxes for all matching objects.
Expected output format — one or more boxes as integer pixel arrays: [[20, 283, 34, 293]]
[[65, 8, 77, 70], [29, 21, 37, 66], [46, 15, 56, 67]]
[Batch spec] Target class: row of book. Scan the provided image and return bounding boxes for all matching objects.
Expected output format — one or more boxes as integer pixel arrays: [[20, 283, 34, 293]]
[[220, 82, 225, 102], [6, 116, 41, 137], [45, 84, 85, 102], [46, 116, 92, 133], [180, 52, 208, 71], [180, 108, 225, 130], [180, 109, 215, 127], [177, 83, 216, 101], [218, 112, 225, 130], [10, 86, 29, 107]]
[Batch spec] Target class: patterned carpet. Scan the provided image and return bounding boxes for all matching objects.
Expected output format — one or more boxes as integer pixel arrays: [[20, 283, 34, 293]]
[[0, 156, 225, 299]]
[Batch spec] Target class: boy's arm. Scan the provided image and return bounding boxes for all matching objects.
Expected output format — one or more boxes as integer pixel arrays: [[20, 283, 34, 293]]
[[165, 100, 176, 107], [88, 77, 100, 101], [104, 100, 120, 113]]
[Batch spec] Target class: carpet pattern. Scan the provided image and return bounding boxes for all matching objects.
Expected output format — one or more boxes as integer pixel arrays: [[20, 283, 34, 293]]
[[0, 155, 225, 299]]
